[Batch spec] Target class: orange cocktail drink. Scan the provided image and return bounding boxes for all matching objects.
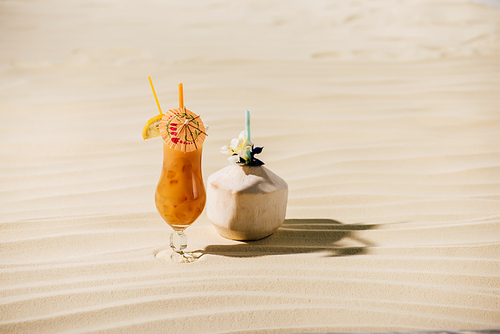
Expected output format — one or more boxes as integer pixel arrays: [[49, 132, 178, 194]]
[[155, 142, 206, 231], [144, 80, 207, 262]]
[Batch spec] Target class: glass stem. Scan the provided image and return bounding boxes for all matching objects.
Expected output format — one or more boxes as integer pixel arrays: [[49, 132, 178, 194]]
[[170, 230, 187, 254]]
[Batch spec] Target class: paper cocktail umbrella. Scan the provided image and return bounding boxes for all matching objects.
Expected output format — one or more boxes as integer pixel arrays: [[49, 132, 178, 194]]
[[159, 83, 206, 152]]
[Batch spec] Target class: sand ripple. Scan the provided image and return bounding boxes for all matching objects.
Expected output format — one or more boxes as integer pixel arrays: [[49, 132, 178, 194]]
[[1, 0, 500, 332]]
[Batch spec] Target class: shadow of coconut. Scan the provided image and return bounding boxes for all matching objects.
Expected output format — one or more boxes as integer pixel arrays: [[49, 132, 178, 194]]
[[202, 218, 377, 258]]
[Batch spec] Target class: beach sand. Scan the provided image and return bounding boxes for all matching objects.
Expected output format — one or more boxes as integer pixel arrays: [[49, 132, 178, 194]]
[[1, 0, 500, 332]]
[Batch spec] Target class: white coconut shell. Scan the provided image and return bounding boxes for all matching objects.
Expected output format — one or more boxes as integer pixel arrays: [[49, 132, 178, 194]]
[[207, 164, 288, 241]]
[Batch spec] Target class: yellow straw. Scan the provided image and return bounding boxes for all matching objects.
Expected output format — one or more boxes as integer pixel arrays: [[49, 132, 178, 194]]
[[178, 83, 184, 109], [148, 76, 162, 114]]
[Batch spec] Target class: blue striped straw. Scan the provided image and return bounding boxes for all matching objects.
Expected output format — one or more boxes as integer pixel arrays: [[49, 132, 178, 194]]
[[245, 110, 252, 162]]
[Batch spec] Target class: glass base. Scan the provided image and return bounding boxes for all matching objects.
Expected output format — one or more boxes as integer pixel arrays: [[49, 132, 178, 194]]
[[155, 249, 202, 263], [155, 230, 202, 263]]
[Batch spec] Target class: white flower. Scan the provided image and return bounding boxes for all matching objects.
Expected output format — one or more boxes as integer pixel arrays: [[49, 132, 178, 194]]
[[220, 145, 231, 154], [220, 130, 253, 164], [228, 155, 239, 165]]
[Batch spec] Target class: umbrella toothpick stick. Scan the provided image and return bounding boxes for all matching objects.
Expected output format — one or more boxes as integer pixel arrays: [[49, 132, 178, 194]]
[[148, 76, 163, 115], [175, 119, 189, 153], [187, 124, 198, 151]]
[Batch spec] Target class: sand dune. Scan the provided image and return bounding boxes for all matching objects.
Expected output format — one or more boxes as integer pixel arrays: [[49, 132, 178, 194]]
[[1, 0, 500, 333]]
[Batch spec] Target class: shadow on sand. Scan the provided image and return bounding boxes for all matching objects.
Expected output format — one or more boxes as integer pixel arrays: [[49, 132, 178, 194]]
[[202, 218, 376, 258]]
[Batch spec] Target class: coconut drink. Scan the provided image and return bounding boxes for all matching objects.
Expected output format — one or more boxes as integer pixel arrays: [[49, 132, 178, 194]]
[[207, 111, 288, 241]]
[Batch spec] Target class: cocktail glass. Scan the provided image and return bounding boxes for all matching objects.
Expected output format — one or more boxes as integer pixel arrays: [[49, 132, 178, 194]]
[[155, 140, 205, 263], [148, 82, 207, 263]]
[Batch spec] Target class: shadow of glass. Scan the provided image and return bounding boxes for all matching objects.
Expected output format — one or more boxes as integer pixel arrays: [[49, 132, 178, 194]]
[[202, 218, 377, 258]]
